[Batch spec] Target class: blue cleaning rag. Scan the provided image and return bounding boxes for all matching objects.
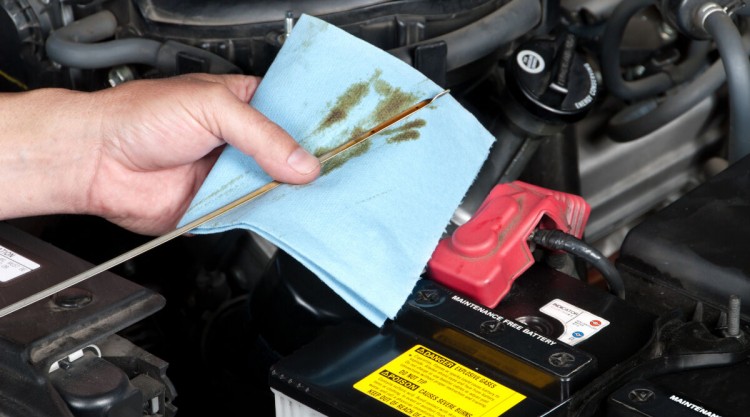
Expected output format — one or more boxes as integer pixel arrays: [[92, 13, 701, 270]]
[[178, 14, 494, 326]]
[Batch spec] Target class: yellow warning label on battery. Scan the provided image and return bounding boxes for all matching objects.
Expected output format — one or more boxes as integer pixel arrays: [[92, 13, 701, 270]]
[[354, 345, 525, 417]]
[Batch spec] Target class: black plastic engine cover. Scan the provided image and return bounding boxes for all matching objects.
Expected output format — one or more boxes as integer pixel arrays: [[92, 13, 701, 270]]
[[131, 0, 511, 76], [619, 155, 750, 320], [135, 0, 391, 26], [135, 0, 502, 28]]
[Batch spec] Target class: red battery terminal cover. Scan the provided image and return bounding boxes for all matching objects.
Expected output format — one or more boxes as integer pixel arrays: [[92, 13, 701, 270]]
[[428, 181, 591, 307]]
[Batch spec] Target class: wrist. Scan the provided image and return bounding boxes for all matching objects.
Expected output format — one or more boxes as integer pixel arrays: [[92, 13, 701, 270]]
[[0, 88, 102, 219]]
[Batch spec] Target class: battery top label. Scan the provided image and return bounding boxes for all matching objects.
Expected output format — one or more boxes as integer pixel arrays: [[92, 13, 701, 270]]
[[354, 345, 525, 417], [539, 298, 610, 346], [0, 245, 40, 283]]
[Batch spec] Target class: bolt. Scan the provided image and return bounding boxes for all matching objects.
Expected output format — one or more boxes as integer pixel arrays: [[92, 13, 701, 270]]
[[415, 289, 441, 305], [53, 287, 93, 309], [659, 21, 677, 41], [628, 388, 655, 403], [284, 11, 295, 38], [480, 320, 503, 334], [548, 352, 575, 368], [58, 358, 72, 370], [728, 294, 741, 337], [277, 11, 296, 45], [107, 66, 135, 87]]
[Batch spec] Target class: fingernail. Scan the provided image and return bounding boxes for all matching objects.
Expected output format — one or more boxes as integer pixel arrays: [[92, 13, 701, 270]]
[[287, 147, 320, 175]]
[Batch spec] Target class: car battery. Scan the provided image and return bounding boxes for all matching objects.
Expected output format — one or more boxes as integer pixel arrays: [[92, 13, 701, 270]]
[[270, 264, 654, 417]]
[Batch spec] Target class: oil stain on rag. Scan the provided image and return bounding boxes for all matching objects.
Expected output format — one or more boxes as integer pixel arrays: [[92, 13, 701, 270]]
[[310, 69, 428, 175]]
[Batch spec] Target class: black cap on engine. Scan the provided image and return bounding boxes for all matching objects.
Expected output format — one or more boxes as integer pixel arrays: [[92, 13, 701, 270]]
[[505, 34, 597, 125]]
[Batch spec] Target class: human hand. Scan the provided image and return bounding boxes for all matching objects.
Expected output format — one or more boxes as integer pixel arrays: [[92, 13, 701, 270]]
[[0, 74, 318, 233], [82, 74, 320, 235]]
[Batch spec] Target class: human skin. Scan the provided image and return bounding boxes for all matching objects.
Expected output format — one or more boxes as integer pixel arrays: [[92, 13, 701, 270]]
[[0, 73, 320, 235]]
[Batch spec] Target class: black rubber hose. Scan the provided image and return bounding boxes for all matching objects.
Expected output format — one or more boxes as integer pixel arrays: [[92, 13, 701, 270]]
[[601, 0, 676, 101], [602, 0, 713, 103], [456, 123, 527, 220], [607, 62, 722, 140], [530, 229, 626, 300], [389, 0, 542, 71], [608, 29, 750, 142], [46, 10, 240, 73], [670, 39, 713, 82], [703, 8, 750, 163]]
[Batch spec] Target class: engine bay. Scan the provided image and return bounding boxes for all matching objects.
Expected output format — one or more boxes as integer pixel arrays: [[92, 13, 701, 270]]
[[1, 1, 749, 416]]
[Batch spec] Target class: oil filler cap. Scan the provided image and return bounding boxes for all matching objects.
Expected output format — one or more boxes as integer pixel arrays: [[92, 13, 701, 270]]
[[506, 34, 597, 124]]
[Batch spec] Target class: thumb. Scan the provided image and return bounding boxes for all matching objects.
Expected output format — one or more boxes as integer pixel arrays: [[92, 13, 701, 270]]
[[204, 85, 320, 184]]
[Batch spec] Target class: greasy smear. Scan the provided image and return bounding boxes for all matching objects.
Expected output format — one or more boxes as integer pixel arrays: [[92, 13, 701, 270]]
[[315, 126, 370, 175], [371, 79, 419, 125], [387, 130, 420, 143], [381, 119, 426, 143], [299, 19, 329, 49], [385, 119, 427, 132], [313, 69, 428, 175], [187, 173, 245, 214], [320, 141, 371, 175], [315, 81, 369, 133]]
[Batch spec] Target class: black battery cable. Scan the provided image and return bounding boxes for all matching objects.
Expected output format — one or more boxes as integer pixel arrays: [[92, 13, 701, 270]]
[[530, 229, 626, 300]]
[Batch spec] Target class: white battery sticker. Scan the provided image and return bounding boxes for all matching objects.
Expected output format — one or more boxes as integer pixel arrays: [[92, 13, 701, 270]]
[[0, 245, 40, 282], [539, 299, 609, 346]]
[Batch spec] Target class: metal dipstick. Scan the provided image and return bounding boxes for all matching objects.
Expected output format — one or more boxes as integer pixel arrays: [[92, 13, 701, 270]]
[[0, 89, 450, 319]]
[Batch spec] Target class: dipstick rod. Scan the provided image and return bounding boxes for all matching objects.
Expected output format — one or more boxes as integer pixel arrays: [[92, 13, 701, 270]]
[[0, 89, 449, 319]]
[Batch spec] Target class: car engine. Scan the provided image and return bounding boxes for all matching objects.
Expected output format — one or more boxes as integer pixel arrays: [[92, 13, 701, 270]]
[[1, 1, 749, 416]]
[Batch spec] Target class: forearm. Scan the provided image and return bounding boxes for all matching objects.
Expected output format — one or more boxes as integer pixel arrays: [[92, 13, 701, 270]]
[[0, 88, 99, 219]]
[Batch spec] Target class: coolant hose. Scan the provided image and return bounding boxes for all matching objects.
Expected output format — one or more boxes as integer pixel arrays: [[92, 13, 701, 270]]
[[608, 27, 750, 142], [390, 0, 542, 71], [702, 5, 750, 162], [602, 0, 668, 101], [601, 0, 711, 101], [46, 10, 239, 73], [608, 59, 723, 140], [531, 229, 626, 300], [46, 11, 161, 69]]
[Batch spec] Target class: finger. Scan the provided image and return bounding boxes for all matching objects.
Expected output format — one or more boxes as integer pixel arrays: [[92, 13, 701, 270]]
[[203, 87, 320, 184], [180, 73, 260, 103]]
